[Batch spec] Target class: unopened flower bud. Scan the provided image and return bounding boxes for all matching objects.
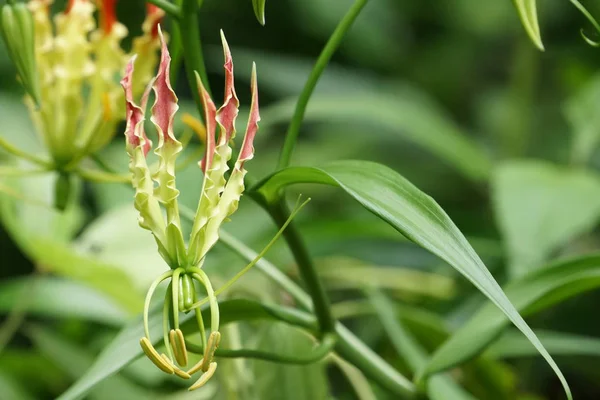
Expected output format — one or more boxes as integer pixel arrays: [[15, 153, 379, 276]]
[[0, 1, 41, 106]]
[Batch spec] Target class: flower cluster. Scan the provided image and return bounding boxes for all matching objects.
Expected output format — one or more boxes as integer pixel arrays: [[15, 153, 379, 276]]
[[25, 0, 163, 169], [121, 27, 260, 389]]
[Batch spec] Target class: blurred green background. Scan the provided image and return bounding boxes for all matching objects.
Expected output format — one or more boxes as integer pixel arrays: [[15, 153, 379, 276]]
[[1, 0, 600, 399]]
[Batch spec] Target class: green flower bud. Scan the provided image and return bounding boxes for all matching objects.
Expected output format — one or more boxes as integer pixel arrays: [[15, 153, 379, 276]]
[[0, 1, 41, 106]]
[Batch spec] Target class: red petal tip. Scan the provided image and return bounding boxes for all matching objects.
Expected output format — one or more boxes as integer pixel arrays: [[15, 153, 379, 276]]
[[238, 63, 260, 165]]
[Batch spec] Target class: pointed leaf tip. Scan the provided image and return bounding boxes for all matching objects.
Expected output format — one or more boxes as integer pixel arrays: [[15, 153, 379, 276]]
[[252, 0, 266, 26], [513, 0, 545, 51]]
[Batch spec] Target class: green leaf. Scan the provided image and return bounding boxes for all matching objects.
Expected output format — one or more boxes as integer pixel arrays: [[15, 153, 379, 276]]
[[252, 159, 571, 399], [330, 354, 377, 400], [261, 91, 491, 181], [317, 256, 456, 299], [0, 277, 127, 326], [252, 0, 266, 25], [253, 323, 329, 400], [565, 73, 600, 163], [0, 370, 34, 400], [368, 289, 476, 400], [424, 253, 600, 377], [487, 329, 600, 359], [512, 0, 544, 50], [492, 160, 600, 277]]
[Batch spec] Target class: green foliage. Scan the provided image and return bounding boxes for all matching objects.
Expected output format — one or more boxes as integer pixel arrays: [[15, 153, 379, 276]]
[[492, 160, 600, 277], [1, 0, 600, 399], [513, 0, 544, 50], [252, 0, 267, 25]]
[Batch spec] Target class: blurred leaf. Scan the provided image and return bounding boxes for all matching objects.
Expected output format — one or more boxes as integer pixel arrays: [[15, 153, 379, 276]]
[[207, 46, 380, 97], [425, 253, 600, 377], [74, 205, 170, 292], [261, 92, 491, 181], [492, 160, 600, 277], [0, 276, 127, 326], [288, 0, 404, 67], [253, 160, 570, 396], [368, 289, 476, 400], [565, 73, 600, 163], [0, 179, 143, 311], [487, 329, 600, 359], [330, 354, 377, 400], [317, 256, 455, 299], [0, 370, 34, 400], [252, 0, 266, 25], [512, 0, 544, 50], [253, 323, 329, 400]]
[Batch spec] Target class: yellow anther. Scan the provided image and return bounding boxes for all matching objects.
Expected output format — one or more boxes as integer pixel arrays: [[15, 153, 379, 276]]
[[187, 330, 221, 375], [181, 113, 206, 143], [187, 357, 205, 376], [139, 337, 174, 374], [202, 331, 221, 372], [188, 362, 217, 391], [159, 353, 191, 379], [169, 328, 188, 367], [101, 91, 112, 122]]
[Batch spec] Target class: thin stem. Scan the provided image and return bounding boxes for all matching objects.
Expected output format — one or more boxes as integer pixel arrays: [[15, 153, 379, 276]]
[[217, 230, 415, 397], [168, 0, 184, 85], [163, 284, 175, 361], [146, 0, 181, 19], [268, 199, 335, 335], [186, 333, 337, 365], [193, 285, 208, 350], [171, 268, 183, 329], [190, 269, 219, 333], [188, 197, 310, 310], [179, 0, 211, 119], [143, 270, 174, 339], [276, 0, 369, 169], [76, 168, 130, 183], [0, 136, 50, 167]]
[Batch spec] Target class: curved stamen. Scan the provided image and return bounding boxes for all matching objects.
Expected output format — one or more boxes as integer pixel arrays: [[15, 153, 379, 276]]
[[162, 283, 174, 362], [143, 269, 174, 339], [188, 362, 217, 391], [192, 281, 208, 350], [188, 268, 219, 333]]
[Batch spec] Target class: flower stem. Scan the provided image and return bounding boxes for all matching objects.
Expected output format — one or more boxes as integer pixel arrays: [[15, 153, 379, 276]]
[[147, 0, 181, 19], [276, 0, 369, 170], [178, 0, 211, 119], [268, 199, 335, 335], [186, 333, 337, 365], [0, 136, 50, 167]]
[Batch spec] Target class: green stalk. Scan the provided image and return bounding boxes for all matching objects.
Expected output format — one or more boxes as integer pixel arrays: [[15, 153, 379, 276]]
[[186, 333, 337, 365], [178, 0, 211, 118], [276, 0, 369, 169], [146, 0, 181, 19], [268, 199, 335, 335], [216, 230, 415, 397], [167, 0, 184, 86]]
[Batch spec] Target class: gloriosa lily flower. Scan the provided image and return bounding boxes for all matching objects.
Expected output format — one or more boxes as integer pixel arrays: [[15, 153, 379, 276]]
[[121, 27, 260, 389], [26, 0, 163, 169]]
